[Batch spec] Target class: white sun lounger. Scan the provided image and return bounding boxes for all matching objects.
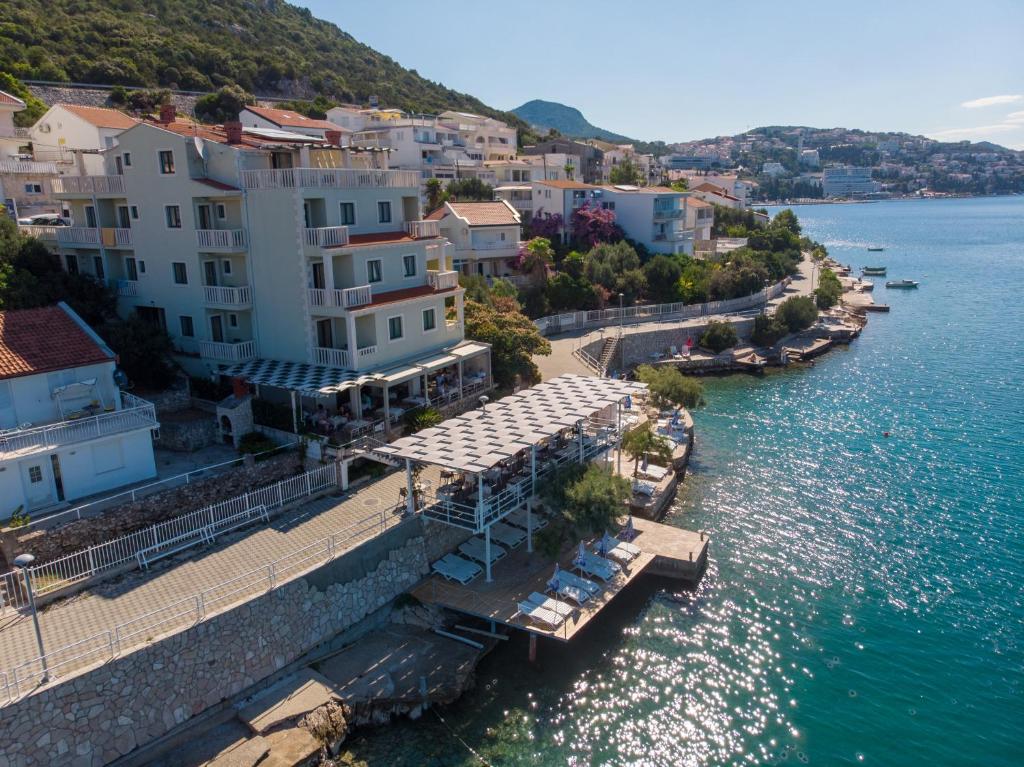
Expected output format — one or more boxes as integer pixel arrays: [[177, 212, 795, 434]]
[[527, 592, 575, 618], [638, 464, 669, 482], [517, 601, 564, 629], [575, 552, 618, 582], [633, 480, 657, 497], [432, 554, 481, 584], [491, 521, 526, 549], [458, 536, 506, 566], [599, 545, 634, 566], [614, 538, 642, 557], [560, 570, 601, 596], [506, 507, 548, 530], [547, 580, 590, 605]]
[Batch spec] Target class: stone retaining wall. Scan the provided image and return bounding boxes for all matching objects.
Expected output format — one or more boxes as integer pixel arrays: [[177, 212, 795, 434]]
[[0, 521, 431, 767], [581, 317, 756, 371]]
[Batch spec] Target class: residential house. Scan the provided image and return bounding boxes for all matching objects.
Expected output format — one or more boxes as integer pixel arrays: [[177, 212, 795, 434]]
[[522, 139, 604, 183], [690, 181, 743, 210], [0, 303, 158, 518], [529, 179, 599, 243], [28, 103, 139, 171], [1, 90, 64, 222], [50, 114, 491, 433], [426, 201, 521, 279], [438, 111, 516, 162], [683, 195, 714, 254], [239, 106, 346, 140], [592, 185, 693, 255]]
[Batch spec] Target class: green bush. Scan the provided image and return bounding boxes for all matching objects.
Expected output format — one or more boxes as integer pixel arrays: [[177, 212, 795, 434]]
[[635, 365, 705, 409], [751, 313, 788, 347], [403, 406, 442, 434], [189, 376, 233, 402], [814, 268, 843, 309], [774, 295, 819, 333], [237, 431, 276, 456], [699, 320, 739, 353]]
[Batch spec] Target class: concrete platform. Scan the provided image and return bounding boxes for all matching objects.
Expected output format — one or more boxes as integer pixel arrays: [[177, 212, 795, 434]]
[[238, 669, 341, 735]]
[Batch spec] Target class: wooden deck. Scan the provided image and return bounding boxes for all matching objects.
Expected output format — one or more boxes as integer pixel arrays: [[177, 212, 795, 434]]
[[412, 518, 709, 643]]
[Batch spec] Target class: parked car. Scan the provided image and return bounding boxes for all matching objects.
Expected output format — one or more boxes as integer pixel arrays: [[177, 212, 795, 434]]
[[17, 213, 70, 226]]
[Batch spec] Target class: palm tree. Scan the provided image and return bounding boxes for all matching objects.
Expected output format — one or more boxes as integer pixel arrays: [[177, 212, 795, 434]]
[[516, 237, 554, 286], [620, 423, 673, 478]]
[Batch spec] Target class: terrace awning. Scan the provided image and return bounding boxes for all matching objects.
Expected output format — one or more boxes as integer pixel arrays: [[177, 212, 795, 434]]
[[415, 352, 457, 372], [223, 358, 375, 396]]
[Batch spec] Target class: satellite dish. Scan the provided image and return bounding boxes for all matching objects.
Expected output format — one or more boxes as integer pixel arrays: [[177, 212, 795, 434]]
[[193, 135, 208, 173]]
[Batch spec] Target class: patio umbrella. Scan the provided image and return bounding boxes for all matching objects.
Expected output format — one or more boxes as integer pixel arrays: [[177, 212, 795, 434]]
[[547, 563, 561, 593], [622, 515, 636, 541], [641, 453, 649, 473], [672, 410, 681, 426], [598, 533, 612, 556], [625, 395, 633, 410], [573, 542, 587, 569]]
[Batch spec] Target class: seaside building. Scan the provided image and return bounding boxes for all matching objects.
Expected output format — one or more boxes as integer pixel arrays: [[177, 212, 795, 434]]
[[0, 303, 158, 518], [521, 139, 604, 184], [761, 161, 788, 177], [49, 113, 492, 432], [28, 103, 139, 172], [426, 200, 522, 279], [822, 166, 882, 198], [238, 105, 346, 140], [690, 181, 743, 209], [683, 194, 714, 253], [0, 90, 64, 222]]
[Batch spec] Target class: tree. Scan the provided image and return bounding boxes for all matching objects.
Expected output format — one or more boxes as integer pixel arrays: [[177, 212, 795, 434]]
[[514, 237, 554, 286], [814, 268, 843, 309], [424, 179, 446, 213], [194, 85, 254, 123], [0, 73, 47, 126], [584, 241, 641, 295], [463, 296, 551, 387], [635, 365, 705, 409], [571, 203, 623, 249], [774, 295, 819, 333], [670, 179, 689, 192], [643, 256, 683, 303], [699, 320, 739, 353], [528, 211, 564, 242], [101, 313, 176, 389], [616, 268, 648, 306], [563, 464, 632, 535], [546, 273, 599, 313], [446, 177, 493, 201], [609, 157, 642, 185], [751, 313, 788, 347], [621, 423, 674, 478]]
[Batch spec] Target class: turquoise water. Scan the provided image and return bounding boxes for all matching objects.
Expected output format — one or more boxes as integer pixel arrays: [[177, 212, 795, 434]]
[[343, 197, 1024, 766]]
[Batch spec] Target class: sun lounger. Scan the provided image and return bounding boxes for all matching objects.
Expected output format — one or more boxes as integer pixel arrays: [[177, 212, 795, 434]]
[[517, 601, 564, 629], [458, 536, 506, 566], [632, 480, 657, 497], [613, 538, 642, 558], [527, 592, 574, 618], [432, 554, 481, 584], [559, 569, 601, 596], [598, 545, 634, 566], [547, 580, 590, 605], [575, 552, 618, 582], [491, 521, 526, 549], [638, 464, 669, 482], [506, 507, 548, 530]]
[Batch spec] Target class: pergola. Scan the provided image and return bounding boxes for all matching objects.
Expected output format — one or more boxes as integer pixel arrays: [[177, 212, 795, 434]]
[[376, 374, 647, 580]]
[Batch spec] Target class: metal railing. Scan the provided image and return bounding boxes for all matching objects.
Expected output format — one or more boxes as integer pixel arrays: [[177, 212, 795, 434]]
[[0, 464, 337, 615], [18, 224, 59, 240], [304, 226, 350, 248], [0, 394, 157, 457], [196, 229, 247, 250], [0, 500, 401, 704], [239, 168, 421, 190], [56, 226, 100, 245], [406, 220, 440, 239], [315, 346, 350, 368], [198, 339, 257, 361], [116, 279, 138, 296], [51, 176, 125, 195], [203, 285, 252, 306]]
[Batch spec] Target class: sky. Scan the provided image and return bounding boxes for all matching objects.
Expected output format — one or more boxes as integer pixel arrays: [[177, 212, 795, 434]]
[[297, 0, 1024, 149]]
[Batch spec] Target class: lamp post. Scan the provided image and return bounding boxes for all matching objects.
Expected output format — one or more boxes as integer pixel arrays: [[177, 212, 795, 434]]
[[14, 553, 48, 682], [618, 292, 625, 373], [763, 278, 771, 312]]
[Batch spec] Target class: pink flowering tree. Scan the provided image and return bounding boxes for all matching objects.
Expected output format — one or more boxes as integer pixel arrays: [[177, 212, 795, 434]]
[[571, 203, 624, 249], [529, 211, 564, 242]]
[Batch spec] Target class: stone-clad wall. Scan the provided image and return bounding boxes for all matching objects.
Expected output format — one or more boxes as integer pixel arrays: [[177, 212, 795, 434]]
[[0, 523, 431, 767], [581, 317, 756, 370]]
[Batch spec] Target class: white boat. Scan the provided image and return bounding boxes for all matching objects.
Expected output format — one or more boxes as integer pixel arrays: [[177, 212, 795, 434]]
[[885, 280, 918, 289]]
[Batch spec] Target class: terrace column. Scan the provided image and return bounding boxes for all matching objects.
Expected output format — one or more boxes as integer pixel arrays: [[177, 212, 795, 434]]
[[323, 254, 336, 297], [405, 459, 416, 516], [345, 314, 357, 361], [383, 384, 391, 430], [528, 446, 537, 554], [578, 419, 584, 463], [479, 473, 492, 582], [458, 359, 465, 400], [617, 401, 623, 475], [290, 390, 299, 434]]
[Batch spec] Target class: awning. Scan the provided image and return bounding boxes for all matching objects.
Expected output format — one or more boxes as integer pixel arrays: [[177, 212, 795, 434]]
[[373, 363, 425, 385], [450, 342, 489, 359], [415, 353, 457, 372], [223, 358, 375, 396]]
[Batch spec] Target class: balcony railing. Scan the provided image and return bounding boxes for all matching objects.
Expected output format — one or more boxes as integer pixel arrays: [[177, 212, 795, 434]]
[[56, 227, 100, 245], [357, 345, 377, 359], [105, 227, 133, 247], [304, 226, 350, 248], [314, 346, 350, 368], [0, 159, 58, 174], [51, 176, 125, 195], [239, 168, 421, 190], [340, 285, 372, 308], [653, 208, 683, 220], [406, 220, 440, 239], [196, 229, 247, 250], [18, 224, 59, 240], [198, 340, 257, 362], [116, 279, 139, 297], [458, 240, 519, 252], [427, 269, 459, 290], [308, 288, 328, 308], [203, 285, 252, 306], [0, 394, 157, 457]]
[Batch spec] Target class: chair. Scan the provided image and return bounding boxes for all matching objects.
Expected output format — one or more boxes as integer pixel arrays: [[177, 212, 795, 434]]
[[516, 601, 564, 629], [527, 592, 574, 618]]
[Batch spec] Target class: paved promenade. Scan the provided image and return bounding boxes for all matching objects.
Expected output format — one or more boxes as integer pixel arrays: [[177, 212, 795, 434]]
[[0, 466, 440, 694]]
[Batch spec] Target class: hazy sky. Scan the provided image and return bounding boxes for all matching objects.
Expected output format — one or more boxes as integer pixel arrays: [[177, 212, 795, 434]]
[[297, 0, 1024, 149]]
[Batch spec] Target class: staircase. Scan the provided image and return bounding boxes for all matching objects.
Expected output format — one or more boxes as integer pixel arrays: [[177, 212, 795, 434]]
[[598, 336, 620, 374], [345, 436, 402, 468]]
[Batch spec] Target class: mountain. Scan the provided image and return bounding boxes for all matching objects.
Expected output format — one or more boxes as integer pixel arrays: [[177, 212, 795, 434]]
[[0, 0, 524, 128], [512, 100, 633, 143]]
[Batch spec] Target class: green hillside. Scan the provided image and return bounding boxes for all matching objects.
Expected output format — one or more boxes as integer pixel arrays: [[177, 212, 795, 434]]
[[512, 99, 633, 143], [0, 0, 524, 127]]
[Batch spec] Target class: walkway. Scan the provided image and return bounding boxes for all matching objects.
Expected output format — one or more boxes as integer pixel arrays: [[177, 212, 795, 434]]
[[0, 465, 440, 697]]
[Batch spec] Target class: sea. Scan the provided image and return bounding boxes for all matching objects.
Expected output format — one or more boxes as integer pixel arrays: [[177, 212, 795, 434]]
[[341, 196, 1024, 767]]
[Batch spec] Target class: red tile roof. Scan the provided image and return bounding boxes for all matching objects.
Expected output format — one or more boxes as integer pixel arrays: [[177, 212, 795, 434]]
[[0, 305, 112, 381], [59, 104, 139, 130], [0, 90, 26, 108], [432, 201, 520, 226], [244, 105, 345, 132], [194, 177, 241, 192], [535, 180, 597, 190]]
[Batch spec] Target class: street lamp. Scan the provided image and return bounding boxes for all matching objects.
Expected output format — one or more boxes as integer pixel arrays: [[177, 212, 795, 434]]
[[618, 292, 625, 373], [763, 278, 771, 311], [13, 553, 48, 682]]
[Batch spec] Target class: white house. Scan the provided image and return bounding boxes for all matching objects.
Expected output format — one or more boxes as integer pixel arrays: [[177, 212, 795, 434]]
[[239, 106, 346, 140], [690, 181, 743, 210], [683, 194, 714, 244], [593, 185, 693, 255], [426, 201, 522, 278], [0, 89, 26, 158], [0, 303, 158, 518], [29, 103, 139, 167]]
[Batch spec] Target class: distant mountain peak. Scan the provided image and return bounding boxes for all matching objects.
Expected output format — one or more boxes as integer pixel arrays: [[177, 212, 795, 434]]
[[512, 99, 633, 143]]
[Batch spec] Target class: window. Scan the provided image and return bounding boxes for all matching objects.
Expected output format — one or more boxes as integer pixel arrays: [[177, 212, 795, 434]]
[[28, 466, 42, 484], [228, 313, 238, 328], [125, 257, 138, 281], [215, 203, 227, 220], [158, 150, 175, 174], [23, 183, 42, 194], [172, 262, 188, 285], [138, 260, 146, 274], [179, 315, 194, 337], [601, 201, 616, 211], [165, 205, 181, 228], [339, 202, 355, 225], [367, 259, 382, 283], [123, 152, 132, 167], [85, 205, 97, 228], [222, 259, 232, 275], [377, 200, 392, 224], [499, 232, 506, 241], [65, 254, 79, 274], [403, 254, 416, 277], [422, 308, 436, 332], [130, 205, 139, 219], [388, 315, 403, 341]]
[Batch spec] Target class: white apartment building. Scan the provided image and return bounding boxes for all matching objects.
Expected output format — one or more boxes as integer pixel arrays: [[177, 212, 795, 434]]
[[822, 166, 881, 197], [50, 114, 491, 433], [239, 105, 346, 140], [438, 111, 516, 162], [348, 117, 489, 184], [0, 303, 158, 518], [426, 201, 522, 279], [29, 103, 139, 171], [683, 194, 714, 243]]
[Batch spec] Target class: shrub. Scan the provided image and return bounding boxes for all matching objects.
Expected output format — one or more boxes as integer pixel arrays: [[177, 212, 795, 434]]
[[237, 431, 276, 456], [751, 313, 788, 347], [635, 365, 705, 409], [699, 320, 739, 353], [403, 406, 442, 434], [815, 268, 843, 309], [775, 295, 819, 333], [189, 375, 233, 402]]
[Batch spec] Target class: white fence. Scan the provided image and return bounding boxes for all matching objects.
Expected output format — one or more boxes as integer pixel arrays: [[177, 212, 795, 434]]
[[0, 503, 399, 705], [0, 465, 337, 613], [534, 279, 789, 336]]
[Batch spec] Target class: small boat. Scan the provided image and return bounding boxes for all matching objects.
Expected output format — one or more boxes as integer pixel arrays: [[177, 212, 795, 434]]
[[862, 266, 887, 275], [857, 280, 874, 291], [885, 280, 918, 289], [864, 303, 890, 312], [867, 246, 884, 252]]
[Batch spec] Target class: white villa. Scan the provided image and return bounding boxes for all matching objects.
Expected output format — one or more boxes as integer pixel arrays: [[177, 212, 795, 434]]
[[426, 200, 522, 279], [0, 303, 158, 519], [239, 105, 346, 140]]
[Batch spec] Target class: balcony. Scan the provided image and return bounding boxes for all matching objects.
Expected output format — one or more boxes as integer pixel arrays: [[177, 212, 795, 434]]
[[198, 339, 257, 362], [653, 208, 683, 220], [203, 285, 252, 307], [457, 240, 520, 253], [427, 269, 459, 290], [0, 159, 58, 174], [103, 227, 133, 247], [18, 224, 59, 241], [406, 220, 440, 239], [304, 226, 349, 248], [116, 279, 139, 297], [56, 227, 100, 245], [340, 285, 372, 308], [239, 168, 421, 190], [51, 176, 125, 195], [314, 346, 350, 368], [0, 393, 157, 457], [196, 229, 247, 251]]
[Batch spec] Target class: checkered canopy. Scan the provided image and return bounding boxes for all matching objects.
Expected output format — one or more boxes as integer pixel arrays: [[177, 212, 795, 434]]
[[222, 358, 376, 396]]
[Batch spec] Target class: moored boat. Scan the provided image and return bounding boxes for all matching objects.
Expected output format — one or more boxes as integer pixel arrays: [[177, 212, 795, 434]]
[[885, 280, 918, 289], [867, 246, 884, 251], [864, 303, 891, 312], [862, 266, 887, 275]]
